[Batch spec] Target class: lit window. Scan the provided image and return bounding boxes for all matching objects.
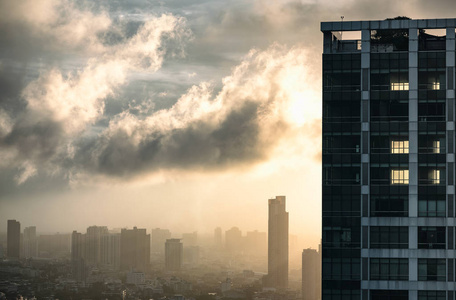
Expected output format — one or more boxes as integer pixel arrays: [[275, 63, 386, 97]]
[[390, 82, 409, 91], [391, 169, 409, 184], [433, 141, 440, 153], [391, 140, 409, 154], [431, 81, 440, 90], [430, 170, 440, 184]]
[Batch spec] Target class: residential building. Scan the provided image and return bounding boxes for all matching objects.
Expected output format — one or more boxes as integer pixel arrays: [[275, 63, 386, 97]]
[[165, 238, 183, 271], [23, 226, 37, 259], [7, 220, 20, 259], [120, 227, 150, 272], [321, 17, 456, 299]]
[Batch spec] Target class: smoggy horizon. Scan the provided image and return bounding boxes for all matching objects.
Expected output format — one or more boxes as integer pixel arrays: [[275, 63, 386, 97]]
[[2, 0, 456, 253]]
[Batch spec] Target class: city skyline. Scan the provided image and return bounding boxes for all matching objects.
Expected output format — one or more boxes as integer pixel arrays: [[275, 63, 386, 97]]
[[2, 1, 456, 251]]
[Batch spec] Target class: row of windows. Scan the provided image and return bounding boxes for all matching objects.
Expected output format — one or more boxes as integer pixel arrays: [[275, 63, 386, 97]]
[[370, 258, 447, 281], [369, 226, 446, 249], [369, 290, 446, 300]]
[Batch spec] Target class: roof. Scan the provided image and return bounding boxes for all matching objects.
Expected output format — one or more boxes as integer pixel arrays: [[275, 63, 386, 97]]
[[321, 18, 456, 32]]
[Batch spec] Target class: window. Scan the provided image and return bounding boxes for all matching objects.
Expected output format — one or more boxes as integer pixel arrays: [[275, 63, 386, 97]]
[[418, 259, 446, 281], [390, 82, 409, 91], [371, 194, 408, 217], [391, 140, 409, 154], [370, 226, 408, 249], [418, 291, 446, 300], [418, 198, 446, 217], [391, 169, 409, 184], [418, 227, 446, 249], [370, 258, 408, 281], [432, 140, 440, 153], [431, 81, 440, 90], [371, 290, 408, 300], [430, 170, 440, 184]]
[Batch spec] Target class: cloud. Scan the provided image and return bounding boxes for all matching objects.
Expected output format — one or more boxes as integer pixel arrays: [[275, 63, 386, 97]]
[[0, 2, 192, 185], [69, 44, 321, 182]]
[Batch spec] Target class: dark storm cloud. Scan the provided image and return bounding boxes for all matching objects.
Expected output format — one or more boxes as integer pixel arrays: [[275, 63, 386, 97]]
[[78, 101, 267, 177]]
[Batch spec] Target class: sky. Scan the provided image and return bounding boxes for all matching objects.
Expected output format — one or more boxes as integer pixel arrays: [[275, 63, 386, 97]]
[[1, 0, 456, 249]]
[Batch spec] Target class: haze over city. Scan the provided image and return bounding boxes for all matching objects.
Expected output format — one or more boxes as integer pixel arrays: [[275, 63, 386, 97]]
[[1, 0, 456, 250]]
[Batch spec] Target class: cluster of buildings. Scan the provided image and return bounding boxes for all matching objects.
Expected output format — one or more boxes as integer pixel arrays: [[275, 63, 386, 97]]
[[2, 196, 322, 299]]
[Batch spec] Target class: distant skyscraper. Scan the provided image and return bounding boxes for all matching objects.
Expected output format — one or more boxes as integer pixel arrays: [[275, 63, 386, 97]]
[[23, 226, 37, 258], [85, 225, 108, 266], [120, 227, 150, 272], [267, 196, 288, 288], [7, 220, 20, 259], [225, 227, 242, 253], [302, 248, 321, 300], [214, 227, 222, 248], [71, 230, 87, 282], [165, 238, 183, 271], [151, 228, 171, 254], [100, 233, 120, 270]]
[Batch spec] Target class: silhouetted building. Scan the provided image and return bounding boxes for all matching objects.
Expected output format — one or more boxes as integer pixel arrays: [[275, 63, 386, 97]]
[[120, 227, 150, 272], [214, 227, 222, 248], [71, 231, 87, 282], [165, 238, 183, 271], [321, 17, 456, 299], [225, 227, 242, 253], [7, 220, 20, 259], [23, 226, 37, 258], [100, 233, 120, 270], [85, 225, 108, 266], [267, 196, 288, 288], [302, 248, 321, 300], [151, 228, 171, 254]]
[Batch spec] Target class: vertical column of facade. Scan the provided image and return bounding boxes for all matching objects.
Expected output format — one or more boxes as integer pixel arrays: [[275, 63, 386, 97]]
[[360, 28, 370, 300], [446, 27, 456, 294], [408, 28, 419, 293]]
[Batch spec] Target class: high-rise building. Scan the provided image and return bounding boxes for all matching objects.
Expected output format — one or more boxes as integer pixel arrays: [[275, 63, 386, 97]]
[[151, 228, 171, 254], [267, 196, 288, 288], [23, 226, 37, 258], [302, 248, 321, 300], [71, 231, 87, 282], [165, 238, 183, 271], [85, 225, 108, 266], [7, 220, 20, 259], [225, 227, 243, 253], [120, 227, 150, 272], [322, 17, 456, 299], [100, 233, 120, 270]]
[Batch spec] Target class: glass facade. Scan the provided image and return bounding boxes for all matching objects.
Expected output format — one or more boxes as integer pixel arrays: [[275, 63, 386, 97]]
[[322, 18, 456, 300]]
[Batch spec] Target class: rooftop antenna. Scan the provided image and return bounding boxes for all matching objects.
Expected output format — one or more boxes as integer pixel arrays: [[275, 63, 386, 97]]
[[340, 16, 344, 39]]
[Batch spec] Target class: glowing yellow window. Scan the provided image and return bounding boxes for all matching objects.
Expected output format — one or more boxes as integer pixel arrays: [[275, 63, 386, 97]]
[[432, 81, 440, 90], [391, 169, 409, 184], [430, 170, 440, 184], [433, 141, 440, 153], [391, 141, 409, 154], [390, 82, 409, 91]]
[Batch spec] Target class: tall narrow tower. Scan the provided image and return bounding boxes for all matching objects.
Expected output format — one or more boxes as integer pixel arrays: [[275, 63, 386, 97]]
[[267, 195, 289, 288], [7, 220, 20, 259]]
